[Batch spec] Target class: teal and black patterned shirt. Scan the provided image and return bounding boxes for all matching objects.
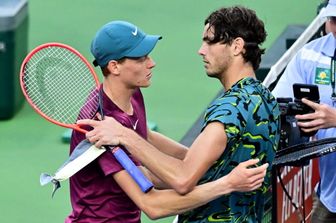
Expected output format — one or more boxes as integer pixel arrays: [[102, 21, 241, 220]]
[[178, 77, 280, 223]]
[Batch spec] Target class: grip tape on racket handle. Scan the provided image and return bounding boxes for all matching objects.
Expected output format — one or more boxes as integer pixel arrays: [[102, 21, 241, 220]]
[[112, 147, 153, 193]]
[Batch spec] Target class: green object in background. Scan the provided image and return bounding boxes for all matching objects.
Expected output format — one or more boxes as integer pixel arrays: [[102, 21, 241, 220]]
[[61, 121, 159, 143], [147, 120, 158, 132], [0, 0, 28, 120], [61, 128, 73, 143]]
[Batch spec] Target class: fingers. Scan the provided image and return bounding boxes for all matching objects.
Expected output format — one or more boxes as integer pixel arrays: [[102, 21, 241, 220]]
[[84, 130, 101, 147], [297, 119, 319, 128], [77, 119, 99, 126], [228, 159, 269, 192], [95, 113, 102, 120], [239, 174, 265, 192], [300, 126, 319, 133], [86, 134, 108, 148], [238, 159, 268, 181], [245, 163, 268, 185], [240, 158, 260, 168], [297, 118, 323, 133], [250, 182, 263, 191], [295, 113, 315, 121], [86, 129, 120, 147], [245, 161, 269, 174], [241, 161, 267, 185], [259, 163, 269, 174], [77, 116, 122, 148], [248, 167, 267, 180], [249, 164, 268, 179], [301, 98, 318, 110], [250, 177, 264, 188], [94, 140, 104, 148]]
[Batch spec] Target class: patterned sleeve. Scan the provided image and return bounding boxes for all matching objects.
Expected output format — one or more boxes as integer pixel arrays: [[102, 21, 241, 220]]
[[202, 95, 247, 146]]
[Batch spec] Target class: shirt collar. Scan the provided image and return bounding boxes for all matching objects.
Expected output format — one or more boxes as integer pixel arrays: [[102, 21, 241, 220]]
[[321, 33, 336, 57]]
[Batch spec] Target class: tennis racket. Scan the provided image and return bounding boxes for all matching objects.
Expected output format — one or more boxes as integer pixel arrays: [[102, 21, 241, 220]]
[[20, 42, 153, 193]]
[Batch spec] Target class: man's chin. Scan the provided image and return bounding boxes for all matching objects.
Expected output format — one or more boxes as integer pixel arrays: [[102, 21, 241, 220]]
[[206, 72, 218, 78], [138, 81, 151, 88]]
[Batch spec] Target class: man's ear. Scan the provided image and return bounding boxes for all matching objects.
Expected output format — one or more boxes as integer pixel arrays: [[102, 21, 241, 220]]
[[106, 60, 120, 76], [232, 37, 245, 56]]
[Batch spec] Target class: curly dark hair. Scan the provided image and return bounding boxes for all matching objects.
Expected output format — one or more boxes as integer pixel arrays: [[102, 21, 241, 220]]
[[204, 6, 267, 70]]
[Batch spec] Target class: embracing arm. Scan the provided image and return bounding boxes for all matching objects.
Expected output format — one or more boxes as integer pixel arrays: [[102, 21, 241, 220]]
[[79, 117, 228, 194], [115, 158, 267, 220], [141, 166, 172, 189]]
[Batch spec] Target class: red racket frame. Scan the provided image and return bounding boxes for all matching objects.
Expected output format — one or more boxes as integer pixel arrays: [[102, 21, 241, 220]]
[[20, 42, 100, 134]]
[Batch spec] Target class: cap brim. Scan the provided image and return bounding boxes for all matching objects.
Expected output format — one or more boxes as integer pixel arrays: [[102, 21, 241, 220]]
[[321, 5, 336, 17], [125, 35, 162, 58]]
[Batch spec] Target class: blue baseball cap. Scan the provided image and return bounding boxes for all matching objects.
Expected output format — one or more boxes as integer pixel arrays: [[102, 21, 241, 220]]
[[321, 0, 336, 17], [91, 21, 162, 67]]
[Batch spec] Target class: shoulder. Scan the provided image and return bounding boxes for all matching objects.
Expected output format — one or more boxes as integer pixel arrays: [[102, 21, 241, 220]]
[[204, 90, 248, 127], [305, 34, 330, 47], [301, 34, 333, 54]]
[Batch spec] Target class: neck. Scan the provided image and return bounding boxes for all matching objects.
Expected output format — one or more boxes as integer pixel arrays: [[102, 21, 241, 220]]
[[103, 78, 135, 115], [220, 61, 256, 90]]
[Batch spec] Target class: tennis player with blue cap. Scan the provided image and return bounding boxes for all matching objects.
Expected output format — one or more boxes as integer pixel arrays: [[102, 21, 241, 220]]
[[66, 20, 162, 222], [65, 20, 269, 223]]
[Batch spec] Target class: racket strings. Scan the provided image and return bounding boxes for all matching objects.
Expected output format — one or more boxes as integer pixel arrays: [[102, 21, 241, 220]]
[[22, 46, 99, 124]]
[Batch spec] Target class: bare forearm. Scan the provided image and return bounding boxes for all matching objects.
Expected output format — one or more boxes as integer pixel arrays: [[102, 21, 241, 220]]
[[142, 177, 232, 219], [144, 161, 268, 218], [148, 170, 172, 189], [115, 160, 266, 220], [121, 128, 194, 192], [80, 117, 228, 194], [115, 169, 232, 220], [148, 130, 188, 159]]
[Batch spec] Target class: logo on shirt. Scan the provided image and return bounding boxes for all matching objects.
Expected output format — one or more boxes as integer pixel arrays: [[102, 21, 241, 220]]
[[132, 119, 139, 130], [315, 67, 331, 85]]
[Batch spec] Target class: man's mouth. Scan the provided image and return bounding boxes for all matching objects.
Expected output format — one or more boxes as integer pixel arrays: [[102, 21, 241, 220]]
[[146, 73, 152, 79]]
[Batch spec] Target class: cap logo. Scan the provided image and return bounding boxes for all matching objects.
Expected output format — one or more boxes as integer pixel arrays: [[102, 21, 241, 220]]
[[132, 27, 138, 36]]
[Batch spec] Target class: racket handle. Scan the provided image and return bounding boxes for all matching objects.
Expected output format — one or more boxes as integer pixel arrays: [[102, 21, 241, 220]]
[[111, 147, 153, 193]]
